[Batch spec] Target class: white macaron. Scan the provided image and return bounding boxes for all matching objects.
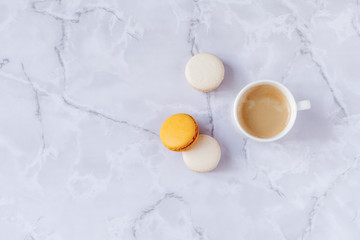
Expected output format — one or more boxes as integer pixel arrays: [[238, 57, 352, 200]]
[[185, 53, 225, 92], [182, 134, 221, 172]]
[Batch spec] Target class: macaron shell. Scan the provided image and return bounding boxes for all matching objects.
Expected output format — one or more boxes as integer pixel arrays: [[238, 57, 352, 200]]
[[160, 113, 199, 152], [182, 134, 221, 172], [185, 53, 225, 92]]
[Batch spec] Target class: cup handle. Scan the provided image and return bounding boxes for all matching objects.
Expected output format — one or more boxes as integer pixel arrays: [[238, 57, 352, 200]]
[[296, 100, 311, 111]]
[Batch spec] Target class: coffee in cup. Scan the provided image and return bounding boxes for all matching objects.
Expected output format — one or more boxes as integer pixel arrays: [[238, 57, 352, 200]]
[[237, 84, 290, 138], [233, 80, 311, 142]]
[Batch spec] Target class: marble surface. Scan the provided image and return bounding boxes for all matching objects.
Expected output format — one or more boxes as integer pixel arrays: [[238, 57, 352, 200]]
[[1, 0, 360, 239]]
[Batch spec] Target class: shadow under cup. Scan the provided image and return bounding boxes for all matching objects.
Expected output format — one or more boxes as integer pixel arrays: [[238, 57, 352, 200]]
[[233, 81, 297, 142]]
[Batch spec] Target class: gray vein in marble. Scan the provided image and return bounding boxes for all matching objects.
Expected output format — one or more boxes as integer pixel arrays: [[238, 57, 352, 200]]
[[261, 169, 285, 198], [62, 95, 158, 136], [311, 56, 348, 119], [54, 20, 67, 91], [132, 192, 185, 238], [31, 1, 72, 22], [24, 234, 35, 240], [73, 6, 124, 24], [205, 92, 214, 137], [32, 3, 157, 137], [132, 192, 205, 239], [295, 25, 348, 120], [21, 63, 46, 160], [280, 0, 348, 118], [0, 58, 9, 69], [242, 138, 248, 165], [188, 0, 201, 57], [4, 67, 157, 138], [127, 32, 141, 40], [32, 1, 125, 23], [193, 226, 205, 240], [36, 3, 141, 41], [300, 156, 360, 240]]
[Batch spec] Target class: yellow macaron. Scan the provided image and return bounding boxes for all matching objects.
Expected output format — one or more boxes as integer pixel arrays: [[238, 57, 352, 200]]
[[160, 113, 199, 151]]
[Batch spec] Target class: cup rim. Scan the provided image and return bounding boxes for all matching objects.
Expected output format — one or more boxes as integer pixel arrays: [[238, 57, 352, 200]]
[[233, 80, 297, 142]]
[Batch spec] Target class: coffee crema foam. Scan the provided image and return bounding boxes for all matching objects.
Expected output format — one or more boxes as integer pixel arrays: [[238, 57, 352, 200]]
[[237, 84, 291, 138]]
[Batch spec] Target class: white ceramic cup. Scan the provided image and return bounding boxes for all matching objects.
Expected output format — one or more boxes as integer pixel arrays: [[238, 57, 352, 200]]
[[233, 80, 311, 142]]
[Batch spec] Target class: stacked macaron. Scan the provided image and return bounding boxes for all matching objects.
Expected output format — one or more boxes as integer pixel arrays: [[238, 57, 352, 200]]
[[160, 53, 224, 172], [160, 113, 199, 152]]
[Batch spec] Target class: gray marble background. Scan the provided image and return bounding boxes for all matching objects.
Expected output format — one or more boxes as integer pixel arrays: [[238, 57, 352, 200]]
[[1, 0, 360, 239]]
